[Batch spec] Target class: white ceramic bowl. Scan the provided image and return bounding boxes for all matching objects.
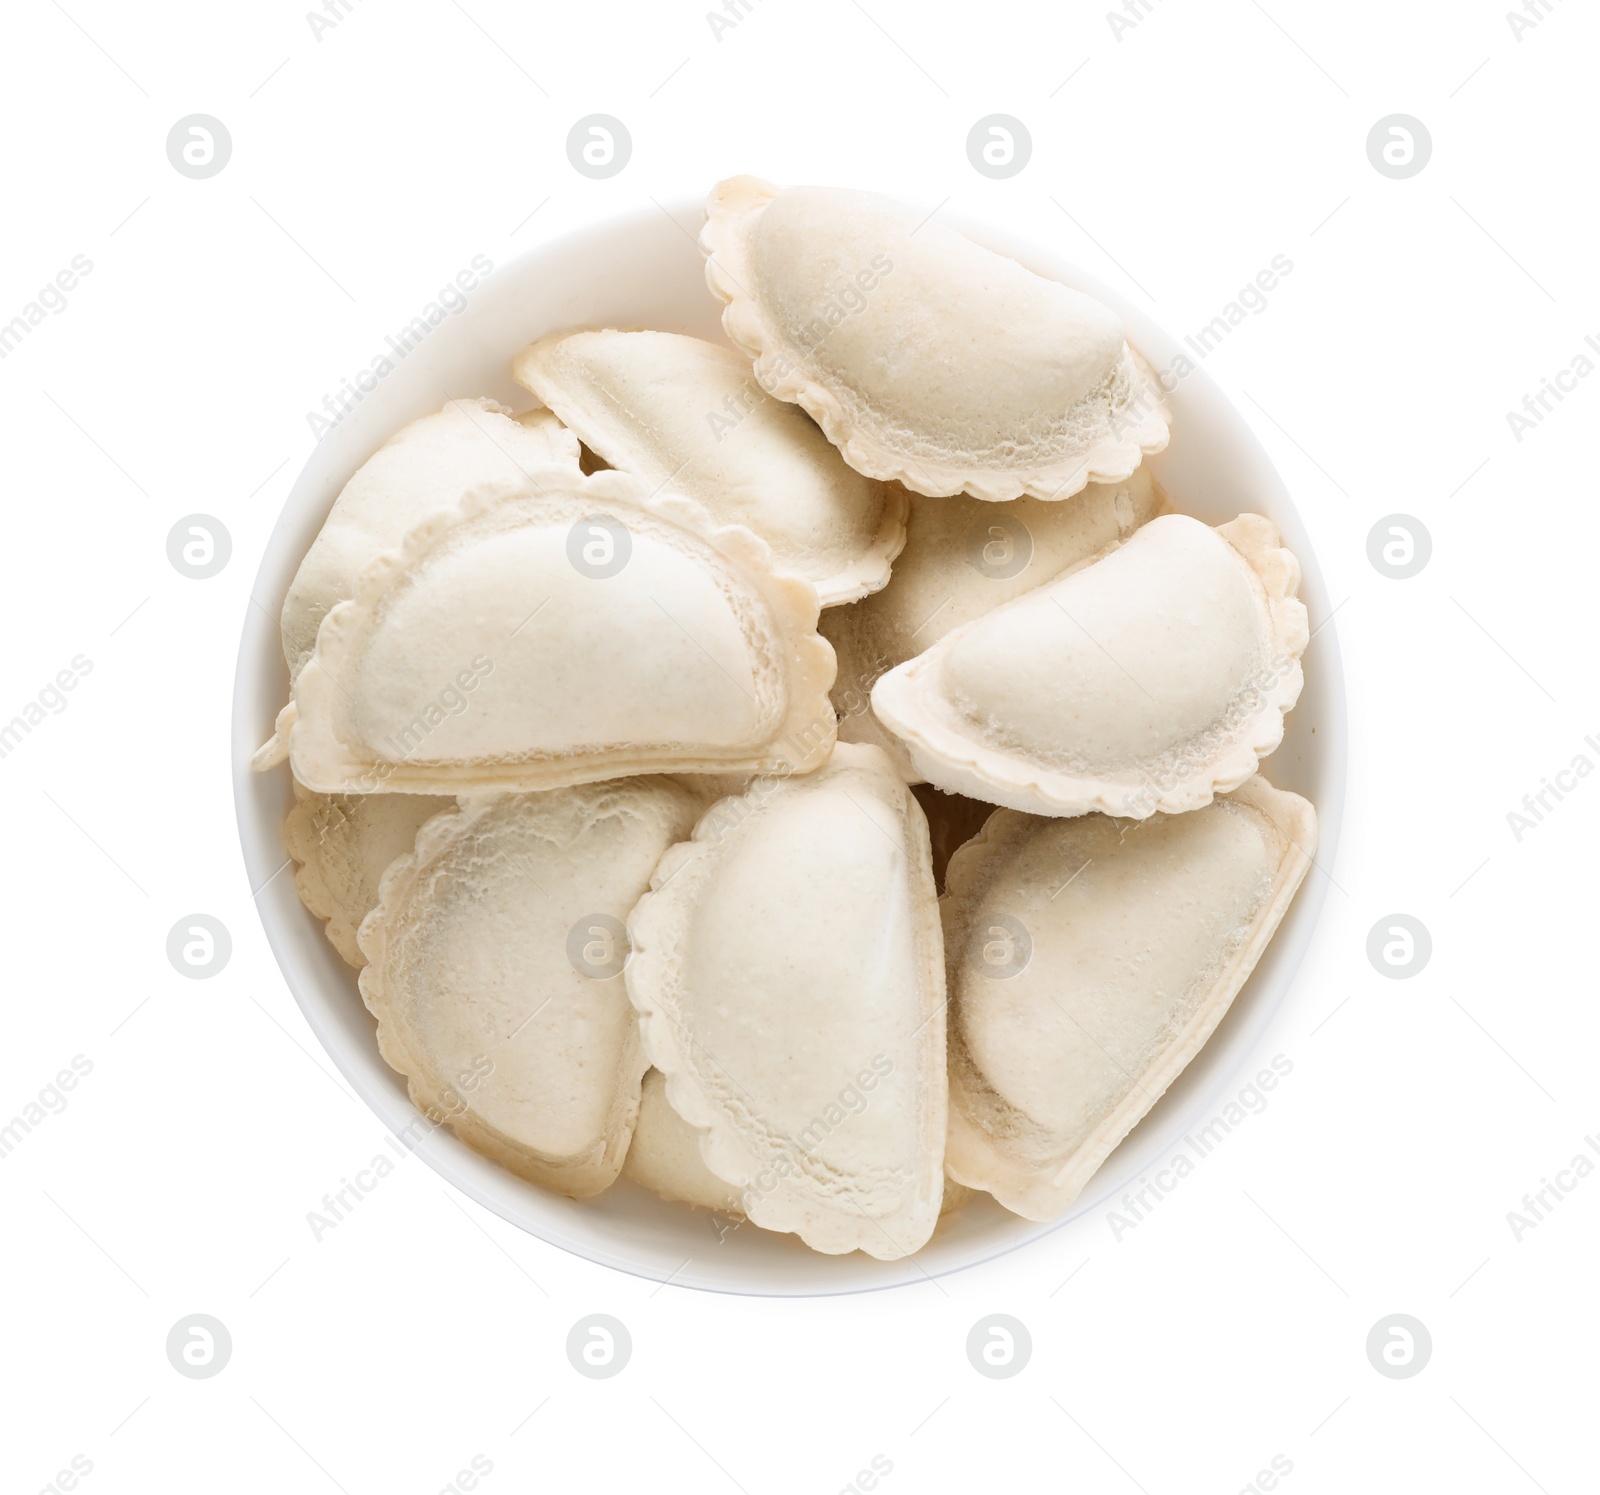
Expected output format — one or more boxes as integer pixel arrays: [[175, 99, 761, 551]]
[[233, 198, 1346, 1295]]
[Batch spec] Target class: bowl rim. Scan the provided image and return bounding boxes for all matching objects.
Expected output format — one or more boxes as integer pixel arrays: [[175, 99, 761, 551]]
[[232, 193, 1347, 1296]]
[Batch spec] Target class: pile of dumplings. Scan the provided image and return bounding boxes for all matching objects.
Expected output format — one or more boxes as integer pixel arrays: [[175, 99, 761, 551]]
[[255, 177, 1318, 1261]]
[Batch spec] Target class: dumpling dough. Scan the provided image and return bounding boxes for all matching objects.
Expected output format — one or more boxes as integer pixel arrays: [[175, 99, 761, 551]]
[[513, 330, 908, 605], [282, 782, 451, 967], [701, 176, 1170, 502], [911, 784, 996, 896], [622, 1069, 745, 1215], [626, 742, 947, 1258], [279, 398, 579, 688], [358, 778, 700, 1197], [282, 466, 838, 795], [824, 467, 1166, 777], [944, 777, 1316, 1220], [624, 1068, 969, 1224], [871, 513, 1307, 819]]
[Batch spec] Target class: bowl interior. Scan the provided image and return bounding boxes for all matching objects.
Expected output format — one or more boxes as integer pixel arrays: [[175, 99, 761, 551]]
[[233, 198, 1346, 1295]]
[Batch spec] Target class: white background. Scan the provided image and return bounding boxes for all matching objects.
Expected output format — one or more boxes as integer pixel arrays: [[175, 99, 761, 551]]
[[2, 0, 1596, 1490]]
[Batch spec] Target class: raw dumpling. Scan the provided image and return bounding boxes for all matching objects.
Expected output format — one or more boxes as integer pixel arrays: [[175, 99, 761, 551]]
[[944, 776, 1316, 1220], [622, 1069, 744, 1215], [624, 1068, 969, 1224], [940, 1178, 972, 1215], [824, 467, 1166, 776], [278, 398, 579, 688], [626, 742, 947, 1258], [911, 784, 996, 896], [513, 330, 908, 605], [358, 778, 700, 1197], [281, 466, 838, 795], [871, 513, 1307, 819], [282, 782, 451, 967], [701, 176, 1170, 502]]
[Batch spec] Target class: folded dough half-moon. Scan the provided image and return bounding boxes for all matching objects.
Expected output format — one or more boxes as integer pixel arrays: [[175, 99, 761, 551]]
[[513, 330, 907, 605], [824, 466, 1166, 778], [871, 513, 1307, 818], [282, 466, 838, 795], [944, 776, 1316, 1220], [280, 398, 579, 687], [626, 742, 947, 1258], [701, 176, 1170, 502], [622, 1069, 745, 1215], [358, 778, 700, 1197], [282, 782, 452, 967]]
